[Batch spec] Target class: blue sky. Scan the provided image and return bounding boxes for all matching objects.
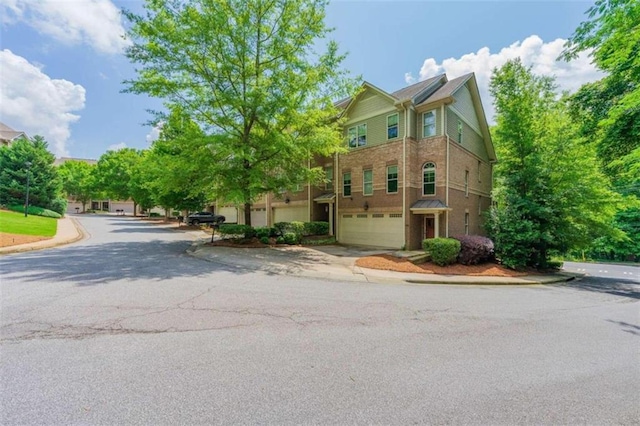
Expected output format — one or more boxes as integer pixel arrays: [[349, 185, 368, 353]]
[[0, 0, 602, 160]]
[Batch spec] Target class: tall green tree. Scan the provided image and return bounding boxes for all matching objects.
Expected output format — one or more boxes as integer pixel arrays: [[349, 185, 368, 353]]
[[488, 59, 621, 269], [58, 160, 97, 213], [95, 148, 145, 214], [0, 136, 64, 214], [123, 0, 357, 225]]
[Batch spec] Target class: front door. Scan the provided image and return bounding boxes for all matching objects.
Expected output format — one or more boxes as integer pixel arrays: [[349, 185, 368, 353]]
[[425, 216, 435, 239]]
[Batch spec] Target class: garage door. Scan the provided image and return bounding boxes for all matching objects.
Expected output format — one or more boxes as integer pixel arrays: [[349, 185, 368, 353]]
[[219, 207, 238, 223], [251, 208, 267, 227], [66, 201, 83, 214], [111, 201, 135, 214], [339, 213, 404, 248], [273, 206, 308, 223]]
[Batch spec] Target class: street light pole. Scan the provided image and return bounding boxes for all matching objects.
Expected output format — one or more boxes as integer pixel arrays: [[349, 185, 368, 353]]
[[24, 161, 32, 217]]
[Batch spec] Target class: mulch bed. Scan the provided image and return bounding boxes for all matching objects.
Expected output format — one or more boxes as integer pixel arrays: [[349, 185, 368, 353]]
[[355, 254, 528, 277], [0, 233, 51, 248]]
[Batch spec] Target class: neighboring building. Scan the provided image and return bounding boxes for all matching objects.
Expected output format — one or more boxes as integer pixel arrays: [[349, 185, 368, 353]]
[[54, 157, 138, 215], [216, 72, 496, 250], [0, 122, 28, 147]]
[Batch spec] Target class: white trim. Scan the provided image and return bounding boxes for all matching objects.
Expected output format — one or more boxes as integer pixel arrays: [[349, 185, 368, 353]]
[[422, 162, 436, 196], [347, 123, 367, 148], [363, 168, 373, 196], [422, 110, 437, 138], [386, 164, 399, 194], [386, 112, 399, 140], [342, 171, 352, 198]]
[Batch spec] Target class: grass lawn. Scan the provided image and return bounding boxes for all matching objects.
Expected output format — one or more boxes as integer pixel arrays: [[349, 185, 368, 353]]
[[0, 209, 58, 237]]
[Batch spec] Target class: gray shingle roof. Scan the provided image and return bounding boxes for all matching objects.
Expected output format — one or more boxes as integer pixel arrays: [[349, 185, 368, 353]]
[[0, 122, 26, 142], [410, 199, 449, 210], [390, 74, 444, 101], [416, 73, 473, 107]]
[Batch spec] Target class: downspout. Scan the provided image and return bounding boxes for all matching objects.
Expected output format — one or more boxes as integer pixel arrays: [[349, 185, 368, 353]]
[[401, 102, 408, 250], [443, 103, 449, 238], [307, 157, 311, 221], [334, 151, 338, 238]]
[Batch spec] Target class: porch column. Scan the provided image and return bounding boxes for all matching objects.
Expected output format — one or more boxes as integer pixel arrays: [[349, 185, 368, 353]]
[[328, 203, 334, 236], [434, 212, 440, 238]]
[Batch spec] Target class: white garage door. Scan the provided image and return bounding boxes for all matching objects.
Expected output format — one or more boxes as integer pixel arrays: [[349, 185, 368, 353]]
[[339, 213, 404, 248], [251, 208, 267, 227], [273, 206, 308, 223], [219, 207, 238, 223], [111, 202, 135, 214], [66, 201, 83, 214]]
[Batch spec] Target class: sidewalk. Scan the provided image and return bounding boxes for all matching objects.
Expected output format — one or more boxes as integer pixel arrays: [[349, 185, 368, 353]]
[[0, 216, 84, 255], [187, 239, 576, 286]]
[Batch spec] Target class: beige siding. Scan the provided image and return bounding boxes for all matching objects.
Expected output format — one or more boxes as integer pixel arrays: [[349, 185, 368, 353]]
[[347, 88, 395, 120], [452, 85, 480, 130], [447, 108, 488, 161], [344, 110, 405, 149]]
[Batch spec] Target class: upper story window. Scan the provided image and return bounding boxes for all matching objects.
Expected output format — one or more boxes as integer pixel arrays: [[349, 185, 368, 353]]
[[363, 169, 373, 196], [325, 166, 333, 191], [387, 114, 398, 139], [423, 111, 436, 138], [423, 162, 436, 196], [348, 123, 367, 148], [387, 165, 398, 193], [464, 170, 469, 197], [343, 172, 351, 197], [457, 119, 463, 143]]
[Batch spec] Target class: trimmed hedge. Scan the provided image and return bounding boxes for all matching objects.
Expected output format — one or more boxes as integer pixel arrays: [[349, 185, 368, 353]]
[[423, 238, 461, 266], [304, 221, 329, 236], [219, 224, 255, 239], [8, 205, 62, 219], [453, 235, 495, 265]]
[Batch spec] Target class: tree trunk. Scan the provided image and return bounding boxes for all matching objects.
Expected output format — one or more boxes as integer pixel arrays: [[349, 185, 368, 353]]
[[244, 202, 252, 226], [133, 201, 138, 216]]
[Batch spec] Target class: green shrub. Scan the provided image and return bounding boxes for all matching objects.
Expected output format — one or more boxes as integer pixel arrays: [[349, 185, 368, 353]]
[[423, 238, 461, 266], [259, 236, 270, 245], [172, 211, 180, 217], [149, 212, 162, 217], [8, 205, 62, 219], [289, 221, 305, 238], [304, 221, 329, 236], [273, 222, 289, 237], [219, 224, 255, 239], [255, 227, 274, 239], [283, 232, 299, 245], [276, 236, 285, 244], [48, 198, 67, 216]]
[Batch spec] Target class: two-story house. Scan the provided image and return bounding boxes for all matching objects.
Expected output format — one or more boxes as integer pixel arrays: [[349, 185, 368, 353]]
[[216, 72, 496, 250]]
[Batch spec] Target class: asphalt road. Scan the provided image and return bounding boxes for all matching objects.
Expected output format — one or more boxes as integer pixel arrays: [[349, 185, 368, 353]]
[[1, 215, 638, 425]]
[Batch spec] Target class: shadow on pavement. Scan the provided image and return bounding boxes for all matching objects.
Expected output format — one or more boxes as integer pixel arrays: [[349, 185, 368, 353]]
[[555, 276, 640, 300], [0, 240, 255, 286], [606, 320, 640, 336]]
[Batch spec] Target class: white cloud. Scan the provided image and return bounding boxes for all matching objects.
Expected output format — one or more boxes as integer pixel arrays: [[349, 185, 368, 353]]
[[107, 142, 127, 151], [412, 35, 605, 122], [0, 49, 86, 157], [146, 122, 164, 144], [404, 72, 416, 85], [1, 0, 129, 54]]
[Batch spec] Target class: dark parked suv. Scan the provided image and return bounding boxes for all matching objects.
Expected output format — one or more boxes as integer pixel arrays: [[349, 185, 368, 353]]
[[186, 212, 226, 226]]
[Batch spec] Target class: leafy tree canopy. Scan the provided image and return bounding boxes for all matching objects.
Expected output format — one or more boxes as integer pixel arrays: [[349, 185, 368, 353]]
[[58, 160, 97, 212], [123, 0, 358, 225]]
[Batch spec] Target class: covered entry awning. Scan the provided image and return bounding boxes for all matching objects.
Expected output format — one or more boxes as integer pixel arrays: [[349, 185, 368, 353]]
[[409, 199, 451, 213], [314, 193, 336, 203]]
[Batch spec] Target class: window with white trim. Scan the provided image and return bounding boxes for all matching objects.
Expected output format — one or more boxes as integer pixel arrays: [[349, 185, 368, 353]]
[[363, 169, 373, 196], [465, 170, 469, 197], [457, 119, 463, 143], [423, 162, 436, 196], [343, 172, 351, 197], [387, 114, 398, 139], [387, 165, 398, 193], [325, 166, 333, 191], [423, 111, 436, 137], [348, 124, 367, 148]]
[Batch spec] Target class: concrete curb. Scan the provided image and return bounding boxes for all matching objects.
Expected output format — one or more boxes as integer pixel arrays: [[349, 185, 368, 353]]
[[186, 242, 578, 286], [0, 217, 85, 255]]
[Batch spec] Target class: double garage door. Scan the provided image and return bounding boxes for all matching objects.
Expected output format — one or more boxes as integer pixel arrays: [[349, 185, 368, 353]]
[[339, 213, 404, 248], [272, 206, 308, 224]]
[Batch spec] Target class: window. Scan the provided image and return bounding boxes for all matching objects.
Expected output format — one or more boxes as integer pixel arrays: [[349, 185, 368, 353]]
[[464, 212, 469, 235], [363, 169, 373, 196], [343, 172, 351, 197], [422, 162, 436, 196], [457, 119, 463, 143], [349, 123, 367, 148], [478, 160, 482, 182], [387, 165, 398, 193], [102, 201, 109, 211], [465, 170, 469, 197], [423, 111, 436, 137], [325, 166, 333, 191], [387, 114, 398, 139]]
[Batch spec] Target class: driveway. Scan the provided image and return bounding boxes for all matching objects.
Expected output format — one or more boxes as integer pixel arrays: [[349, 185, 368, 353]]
[[1, 215, 638, 424]]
